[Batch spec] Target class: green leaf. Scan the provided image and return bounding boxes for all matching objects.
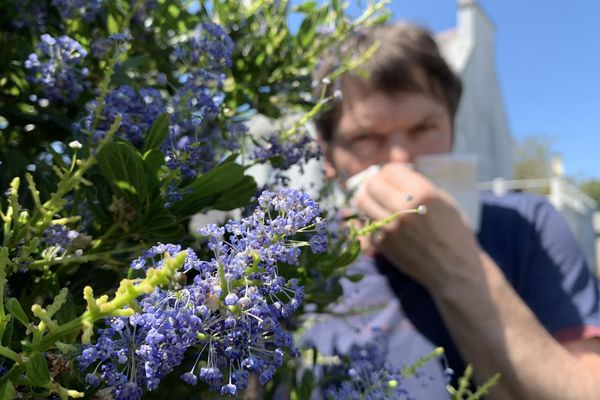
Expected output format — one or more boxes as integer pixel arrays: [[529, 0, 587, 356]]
[[55, 341, 78, 355], [167, 4, 180, 17], [255, 52, 266, 66], [135, 200, 184, 241], [268, 155, 286, 169], [292, 0, 317, 14], [5, 298, 29, 328], [305, 280, 343, 309], [332, 239, 361, 269], [2, 318, 13, 347], [142, 209, 184, 241], [84, 183, 113, 225], [184, 161, 245, 195], [26, 352, 50, 387], [107, 13, 119, 34], [143, 149, 166, 173], [121, 54, 152, 70], [55, 291, 77, 326], [299, 370, 315, 399], [305, 239, 361, 280], [220, 153, 239, 164], [143, 113, 170, 152], [0, 379, 16, 400], [297, 17, 317, 48], [142, 149, 165, 196], [212, 176, 257, 210], [346, 273, 364, 283], [171, 162, 248, 215], [97, 141, 148, 207]]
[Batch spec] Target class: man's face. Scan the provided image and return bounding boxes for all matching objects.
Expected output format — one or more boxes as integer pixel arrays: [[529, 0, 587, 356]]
[[323, 81, 453, 180]]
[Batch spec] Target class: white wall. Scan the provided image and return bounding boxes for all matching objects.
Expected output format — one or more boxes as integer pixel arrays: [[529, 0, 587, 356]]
[[440, 0, 513, 181]]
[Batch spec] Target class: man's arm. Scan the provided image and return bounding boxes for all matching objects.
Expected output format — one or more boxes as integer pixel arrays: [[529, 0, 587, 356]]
[[564, 337, 600, 376], [434, 250, 600, 399], [356, 163, 600, 399]]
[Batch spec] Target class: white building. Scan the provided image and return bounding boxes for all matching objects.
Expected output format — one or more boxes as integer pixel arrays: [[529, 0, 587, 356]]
[[440, 0, 597, 273], [436, 0, 513, 181]]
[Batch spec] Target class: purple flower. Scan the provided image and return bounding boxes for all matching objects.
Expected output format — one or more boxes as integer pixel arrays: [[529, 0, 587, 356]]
[[76, 85, 165, 148], [253, 131, 321, 171], [80, 190, 327, 397], [161, 23, 240, 178], [90, 32, 131, 59], [25, 34, 89, 104], [165, 139, 214, 178], [221, 383, 237, 396], [322, 333, 412, 400], [130, 0, 158, 25], [171, 23, 234, 71], [51, 0, 102, 22], [180, 372, 197, 385], [43, 224, 80, 255], [11, 1, 50, 32]]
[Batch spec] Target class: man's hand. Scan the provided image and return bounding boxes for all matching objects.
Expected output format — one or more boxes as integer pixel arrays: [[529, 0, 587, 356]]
[[354, 163, 600, 399], [354, 162, 480, 290]]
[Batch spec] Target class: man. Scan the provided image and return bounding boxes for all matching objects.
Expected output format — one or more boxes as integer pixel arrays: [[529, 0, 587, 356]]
[[312, 23, 600, 398]]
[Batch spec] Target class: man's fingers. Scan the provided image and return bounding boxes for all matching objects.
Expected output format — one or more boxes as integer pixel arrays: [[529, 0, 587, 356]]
[[364, 174, 418, 214], [355, 187, 389, 221]]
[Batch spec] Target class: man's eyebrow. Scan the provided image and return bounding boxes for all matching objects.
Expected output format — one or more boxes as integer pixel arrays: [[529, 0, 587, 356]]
[[416, 111, 444, 124]]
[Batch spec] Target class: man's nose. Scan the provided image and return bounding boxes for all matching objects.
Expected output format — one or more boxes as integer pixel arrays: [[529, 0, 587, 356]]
[[388, 134, 414, 164]]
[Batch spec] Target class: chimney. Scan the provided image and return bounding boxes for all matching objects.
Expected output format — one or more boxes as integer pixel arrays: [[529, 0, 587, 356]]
[[457, 0, 495, 46]]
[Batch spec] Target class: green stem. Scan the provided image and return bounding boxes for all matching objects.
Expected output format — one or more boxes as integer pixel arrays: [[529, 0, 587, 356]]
[[0, 247, 8, 339], [36, 316, 84, 353], [2, 178, 20, 248], [354, 206, 426, 237], [90, 222, 121, 250], [4, 364, 26, 383], [12, 115, 121, 249], [28, 244, 145, 269], [36, 251, 187, 351], [0, 345, 22, 364], [88, 48, 124, 138], [217, 262, 228, 297]]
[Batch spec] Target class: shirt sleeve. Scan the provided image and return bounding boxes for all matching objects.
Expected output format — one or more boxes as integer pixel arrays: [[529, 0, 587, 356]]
[[512, 195, 600, 342]]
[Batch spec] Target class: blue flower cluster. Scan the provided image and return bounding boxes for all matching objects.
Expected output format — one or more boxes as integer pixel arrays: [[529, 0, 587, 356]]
[[172, 23, 234, 72], [322, 334, 412, 400], [130, 0, 158, 26], [25, 34, 89, 104], [165, 133, 215, 179], [253, 131, 321, 171], [77, 85, 165, 148], [80, 189, 328, 399], [12, 1, 49, 32], [90, 32, 133, 59], [52, 0, 103, 22], [76, 22, 239, 186], [43, 224, 80, 255], [164, 23, 241, 181]]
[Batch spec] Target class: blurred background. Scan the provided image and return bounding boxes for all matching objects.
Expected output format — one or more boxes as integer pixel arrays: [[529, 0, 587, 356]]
[[287, 0, 600, 273]]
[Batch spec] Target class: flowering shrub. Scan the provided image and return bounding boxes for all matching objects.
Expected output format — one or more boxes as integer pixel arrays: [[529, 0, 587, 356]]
[[79, 190, 325, 397], [0, 0, 497, 399], [0, 0, 397, 398]]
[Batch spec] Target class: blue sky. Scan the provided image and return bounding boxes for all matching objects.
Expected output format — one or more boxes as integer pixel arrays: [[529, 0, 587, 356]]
[[296, 0, 600, 180]]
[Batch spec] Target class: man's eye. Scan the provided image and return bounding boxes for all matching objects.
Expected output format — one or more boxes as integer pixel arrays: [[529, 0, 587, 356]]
[[410, 122, 436, 135], [351, 135, 384, 146]]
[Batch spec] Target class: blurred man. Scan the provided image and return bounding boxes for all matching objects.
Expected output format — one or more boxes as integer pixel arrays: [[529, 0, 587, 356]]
[[312, 23, 600, 398]]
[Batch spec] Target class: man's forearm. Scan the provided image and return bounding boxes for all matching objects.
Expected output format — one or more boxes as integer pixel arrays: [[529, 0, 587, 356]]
[[430, 252, 600, 399]]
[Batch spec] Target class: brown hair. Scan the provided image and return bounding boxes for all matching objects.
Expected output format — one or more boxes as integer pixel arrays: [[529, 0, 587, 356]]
[[313, 23, 463, 142]]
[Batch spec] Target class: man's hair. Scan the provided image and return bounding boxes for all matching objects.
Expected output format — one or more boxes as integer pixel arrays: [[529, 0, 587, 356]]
[[313, 23, 463, 142]]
